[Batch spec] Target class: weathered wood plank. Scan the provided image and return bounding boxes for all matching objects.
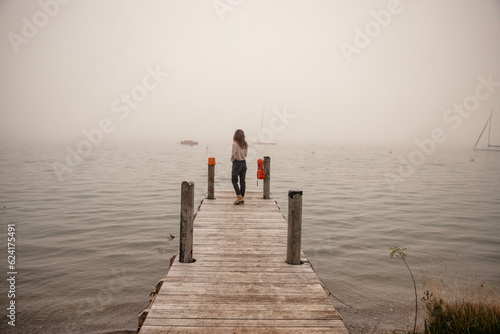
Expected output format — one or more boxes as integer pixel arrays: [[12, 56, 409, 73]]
[[153, 293, 333, 304], [200, 199, 279, 205], [140, 327, 347, 334], [192, 245, 287, 252], [200, 200, 279, 206], [192, 228, 287, 235], [163, 272, 321, 284], [194, 217, 285, 222], [194, 221, 286, 227], [140, 320, 348, 334], [196, 214, 283, 220], [167, 263, 313, 273], [147, 309, 339, 320], [206, 190, 264, 198], [193, 239, 286, 246], [193, 237, 285, 243], [149, 302, 338, 313], [155, 282, 327, 295], [141, 318, 346, 328], [194, 226, 287, 231], [141, 325, 347, 334], [187, 254, 308, 263]]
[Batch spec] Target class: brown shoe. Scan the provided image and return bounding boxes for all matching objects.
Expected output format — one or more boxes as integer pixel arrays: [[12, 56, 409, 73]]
[[234, 195, 244, 205]]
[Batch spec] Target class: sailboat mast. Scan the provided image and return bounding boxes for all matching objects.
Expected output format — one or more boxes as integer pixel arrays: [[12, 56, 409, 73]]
[[474, 107, 493, 149], [258, 105, 265, 141], [488, 108, 493, 147]]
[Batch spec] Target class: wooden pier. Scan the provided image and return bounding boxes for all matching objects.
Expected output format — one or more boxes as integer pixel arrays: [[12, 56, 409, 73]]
[[138, 188, 348, 333]]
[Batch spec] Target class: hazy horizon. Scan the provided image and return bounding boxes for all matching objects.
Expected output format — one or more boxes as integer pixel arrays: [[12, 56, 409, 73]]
[[1, 0, 500, 148]]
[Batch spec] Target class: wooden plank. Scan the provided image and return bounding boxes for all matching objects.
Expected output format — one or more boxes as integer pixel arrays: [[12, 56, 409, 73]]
[[193, 234, 287, 241], [140, 319, 348, 334], [167, 263, 313, 273], [153, 293, 333, 304], [192, 228, 287, 235], [141, 319, 346, 328], [200, 199, 279, 206], [193, 244, 287, 249], [199, 205, 281, 212], [188, 254, 308, 263], [194, 226, 286, 231], [207, 190, 264, 198], [193, 245, 287, 252], [194, 222, 285, 228], [198, 201, 278, 207], [193, 239, 286, 246], [149, 303, 338, 313], [139, 190, 347, 333], [194, 217, 285, 222], [200, 202, 277, 207], [140, 326, 347, 334], [163, 272, 321, 284], [146, 309, 339, 320], [195, 212, 285, 219], [155, 282, 327, 295]]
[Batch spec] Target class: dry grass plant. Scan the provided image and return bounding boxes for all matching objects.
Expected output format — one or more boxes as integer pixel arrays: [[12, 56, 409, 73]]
[[422, 271, 500, 333]]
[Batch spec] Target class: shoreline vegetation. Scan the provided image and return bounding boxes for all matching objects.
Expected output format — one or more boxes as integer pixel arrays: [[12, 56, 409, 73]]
[[384, 247, 500, 334], [421, 276, 500, 334]]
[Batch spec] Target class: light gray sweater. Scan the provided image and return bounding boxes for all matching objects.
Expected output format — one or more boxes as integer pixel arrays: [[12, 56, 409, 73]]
[[231, 141, 248, 162]]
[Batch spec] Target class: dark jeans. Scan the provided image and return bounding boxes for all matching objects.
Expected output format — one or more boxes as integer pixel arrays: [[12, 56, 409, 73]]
[[231, 160, 247, 196]]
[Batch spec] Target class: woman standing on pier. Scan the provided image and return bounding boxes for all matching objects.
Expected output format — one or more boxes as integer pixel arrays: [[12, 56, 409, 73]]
[[231, 129, 248, 205]]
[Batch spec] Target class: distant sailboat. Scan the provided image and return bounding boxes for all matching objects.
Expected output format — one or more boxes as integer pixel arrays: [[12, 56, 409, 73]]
[[252, 105, 277, 145], [474, 107, 500, 151]]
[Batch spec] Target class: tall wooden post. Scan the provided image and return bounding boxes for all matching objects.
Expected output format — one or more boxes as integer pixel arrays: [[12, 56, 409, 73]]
[[287, 190, 303, 265], [207, 157, 215, 199], [179, 180, 195, 263], [263, 156, 271, 199]]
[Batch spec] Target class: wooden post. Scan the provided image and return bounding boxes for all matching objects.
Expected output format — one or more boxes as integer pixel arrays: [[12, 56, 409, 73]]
[[179, 180, 195, 263], [207, 157, 215, 199], [287, 190, 303, 265], [263, 156, 271, 199]]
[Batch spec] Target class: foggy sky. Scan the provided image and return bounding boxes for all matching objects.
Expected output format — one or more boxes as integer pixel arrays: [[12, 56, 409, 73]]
[[1, 0, 500, 146]]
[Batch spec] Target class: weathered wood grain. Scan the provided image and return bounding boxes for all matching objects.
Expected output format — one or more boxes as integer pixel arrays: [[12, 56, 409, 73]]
[[139, 190, 348, 334], [155, 282, 327, 295], [207, 164, 215, 199], [287, 190, 303, 265], [179, 180, 194, 263], [263, 156, 271, 199]]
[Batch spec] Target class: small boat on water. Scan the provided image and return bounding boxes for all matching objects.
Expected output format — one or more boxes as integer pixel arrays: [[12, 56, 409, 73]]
[[474, 107, 500, 152], [179, 140, 198, 146]]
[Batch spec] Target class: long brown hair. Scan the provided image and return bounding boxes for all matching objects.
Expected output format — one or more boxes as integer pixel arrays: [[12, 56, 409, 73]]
[[233, 129, 248, 149]]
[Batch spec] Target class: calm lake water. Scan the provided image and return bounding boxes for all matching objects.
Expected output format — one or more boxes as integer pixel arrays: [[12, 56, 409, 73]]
[[1, 138, 499, 333]]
